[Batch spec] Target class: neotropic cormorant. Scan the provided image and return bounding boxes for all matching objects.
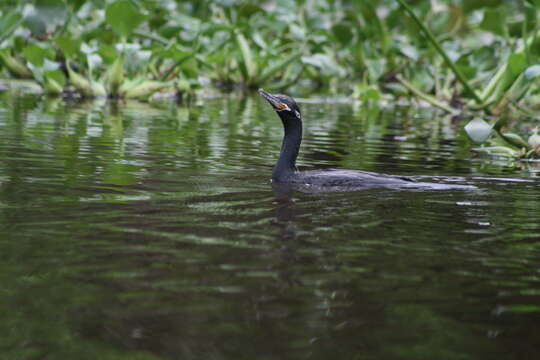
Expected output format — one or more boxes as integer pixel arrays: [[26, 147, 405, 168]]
[[259, 89, 475, 190]]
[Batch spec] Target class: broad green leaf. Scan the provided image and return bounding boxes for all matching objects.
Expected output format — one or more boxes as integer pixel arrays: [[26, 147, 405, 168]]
[[235, 31, 256, 81], [35, 0, 67, 26], [508, 53, 527, 76], [44, 69, 66, 87], [500, 132, 529, 149], [105, 0, 146, 38], [465, 118, 492, 143], [43, 58, 60, 72], [105, 56, 124, 96], [524, 65, 540, 80], [258, 53, 301, 84], [0, 51, 32, 78], [480, 9, 507, 37], [331, 23, 354, 44], [463, 0, 504, 12], [23, 44, 53, 67], [0, 11, 22, 39], [528, 133, 540, 147], [23, 15, 46, 36], [474, 146, 518, 157], [98, 44, 118, 64], [55, 36, 81, 59]]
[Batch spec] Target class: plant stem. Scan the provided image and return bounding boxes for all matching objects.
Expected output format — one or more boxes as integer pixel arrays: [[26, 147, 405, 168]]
[[395, 0, 484, 105], [133, 31, 168, 45], [395, 74, 458, 114]]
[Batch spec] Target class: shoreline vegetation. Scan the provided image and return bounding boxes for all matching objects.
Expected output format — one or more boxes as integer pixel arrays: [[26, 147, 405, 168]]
[[1, 0, 540, 159]]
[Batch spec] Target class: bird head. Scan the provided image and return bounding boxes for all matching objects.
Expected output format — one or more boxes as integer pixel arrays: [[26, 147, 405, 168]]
[[259, 89, 301, 121]]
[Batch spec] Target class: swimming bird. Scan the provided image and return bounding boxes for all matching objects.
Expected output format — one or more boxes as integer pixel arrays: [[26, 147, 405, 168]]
[[259, 88, 474, 190]]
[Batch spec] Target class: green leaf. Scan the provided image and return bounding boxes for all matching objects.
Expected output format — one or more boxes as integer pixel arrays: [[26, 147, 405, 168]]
[[105, 0, 146, 38], [35, 0, 68, 26], [44, 69, 66, 87], [500, 132, 529, 149], [508, 53, 527, 76], [258, 53, 301, 84], [23, 44, 53, 67], [524, 65, 540, 80], [528, 133, 540, 147], [235, 31, 256, 82], [474, 146, 518, 157], [465, 118, 493, 143], [331, 23, 354, 44], [526, 0, 540, 7], [23, 15, 47, 36], [0, 11, 22, 40], [480, 9, 507, 37], [55, 36, 81, 59]]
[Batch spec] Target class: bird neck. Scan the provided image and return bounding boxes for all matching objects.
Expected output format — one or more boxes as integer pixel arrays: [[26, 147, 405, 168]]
[[273, 117, 302, 181]]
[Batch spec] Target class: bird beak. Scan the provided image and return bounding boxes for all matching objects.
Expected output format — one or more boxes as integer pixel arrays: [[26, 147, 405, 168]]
[[258, 88, 286, 110]]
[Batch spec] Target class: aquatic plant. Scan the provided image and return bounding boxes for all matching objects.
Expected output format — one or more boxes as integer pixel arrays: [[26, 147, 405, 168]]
[[0, 0, 539, 158]]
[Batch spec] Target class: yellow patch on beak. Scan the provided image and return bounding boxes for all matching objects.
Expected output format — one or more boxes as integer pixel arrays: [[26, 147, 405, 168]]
[[275, 103, 287, 110]]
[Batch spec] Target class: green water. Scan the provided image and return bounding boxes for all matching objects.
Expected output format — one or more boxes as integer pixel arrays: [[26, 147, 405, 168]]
[[1, 91, 539, 360]]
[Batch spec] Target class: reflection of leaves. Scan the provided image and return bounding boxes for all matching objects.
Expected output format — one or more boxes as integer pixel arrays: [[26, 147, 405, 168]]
[[105, 0, 146, 38]]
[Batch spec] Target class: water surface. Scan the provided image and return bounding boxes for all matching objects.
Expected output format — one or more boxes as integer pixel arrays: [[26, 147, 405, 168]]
[[1, 91, 539, 359]]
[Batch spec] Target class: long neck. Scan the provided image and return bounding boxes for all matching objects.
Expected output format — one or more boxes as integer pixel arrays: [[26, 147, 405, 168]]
[[273, 117, 302, 181]]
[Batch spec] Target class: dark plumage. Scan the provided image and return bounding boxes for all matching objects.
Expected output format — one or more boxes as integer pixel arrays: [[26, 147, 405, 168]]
[[259, 89, 475, 191]]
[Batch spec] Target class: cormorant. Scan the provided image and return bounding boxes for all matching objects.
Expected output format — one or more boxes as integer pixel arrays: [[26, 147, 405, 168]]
[[259, 88, 474, 190]]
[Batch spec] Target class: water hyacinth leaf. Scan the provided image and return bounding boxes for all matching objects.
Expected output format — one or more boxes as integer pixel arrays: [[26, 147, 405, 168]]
[[528, 132, 540, 148], [23, 44, 53, 67], [331, 23, 354, 44], [67, 65, 91, 93], [23, 15, 47, 36], [98, 44, 118, 64], [55, 36, 81, 59], [43, 58, 60, 72], [105, 0, 146, 38], [35, 0, 68, 26], [258, 53, 302, 85], [400, 43, 419, 61], [43, 69, 66, 94], [480, 8, 507, 37], [235, 31, 256, 81], [508, 53, 527, 76], [500, 132, 529, 149], [44, 76, 63, 94], [106, 56, 124, 96], [86, 53, 103, 72], [123, 80, 168, 99], [302, 54, 346, 77], [524, 65, 540, 80], [465, 118, 493, 143], [45, 69, 66, 87], [0, 11, 22, 40], [0, 51, 32, 78], [475, 146, 519, 157]]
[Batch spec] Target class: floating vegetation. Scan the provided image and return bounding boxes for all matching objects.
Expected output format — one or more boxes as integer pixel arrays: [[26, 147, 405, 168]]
[[1, 0, 540, 158]]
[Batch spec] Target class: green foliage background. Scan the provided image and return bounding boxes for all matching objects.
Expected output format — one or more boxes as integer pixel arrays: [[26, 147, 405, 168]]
[[1, 0, 540, 156]]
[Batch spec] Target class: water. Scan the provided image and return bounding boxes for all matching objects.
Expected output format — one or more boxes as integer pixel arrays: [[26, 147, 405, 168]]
[[1, 91, 539, 360]]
